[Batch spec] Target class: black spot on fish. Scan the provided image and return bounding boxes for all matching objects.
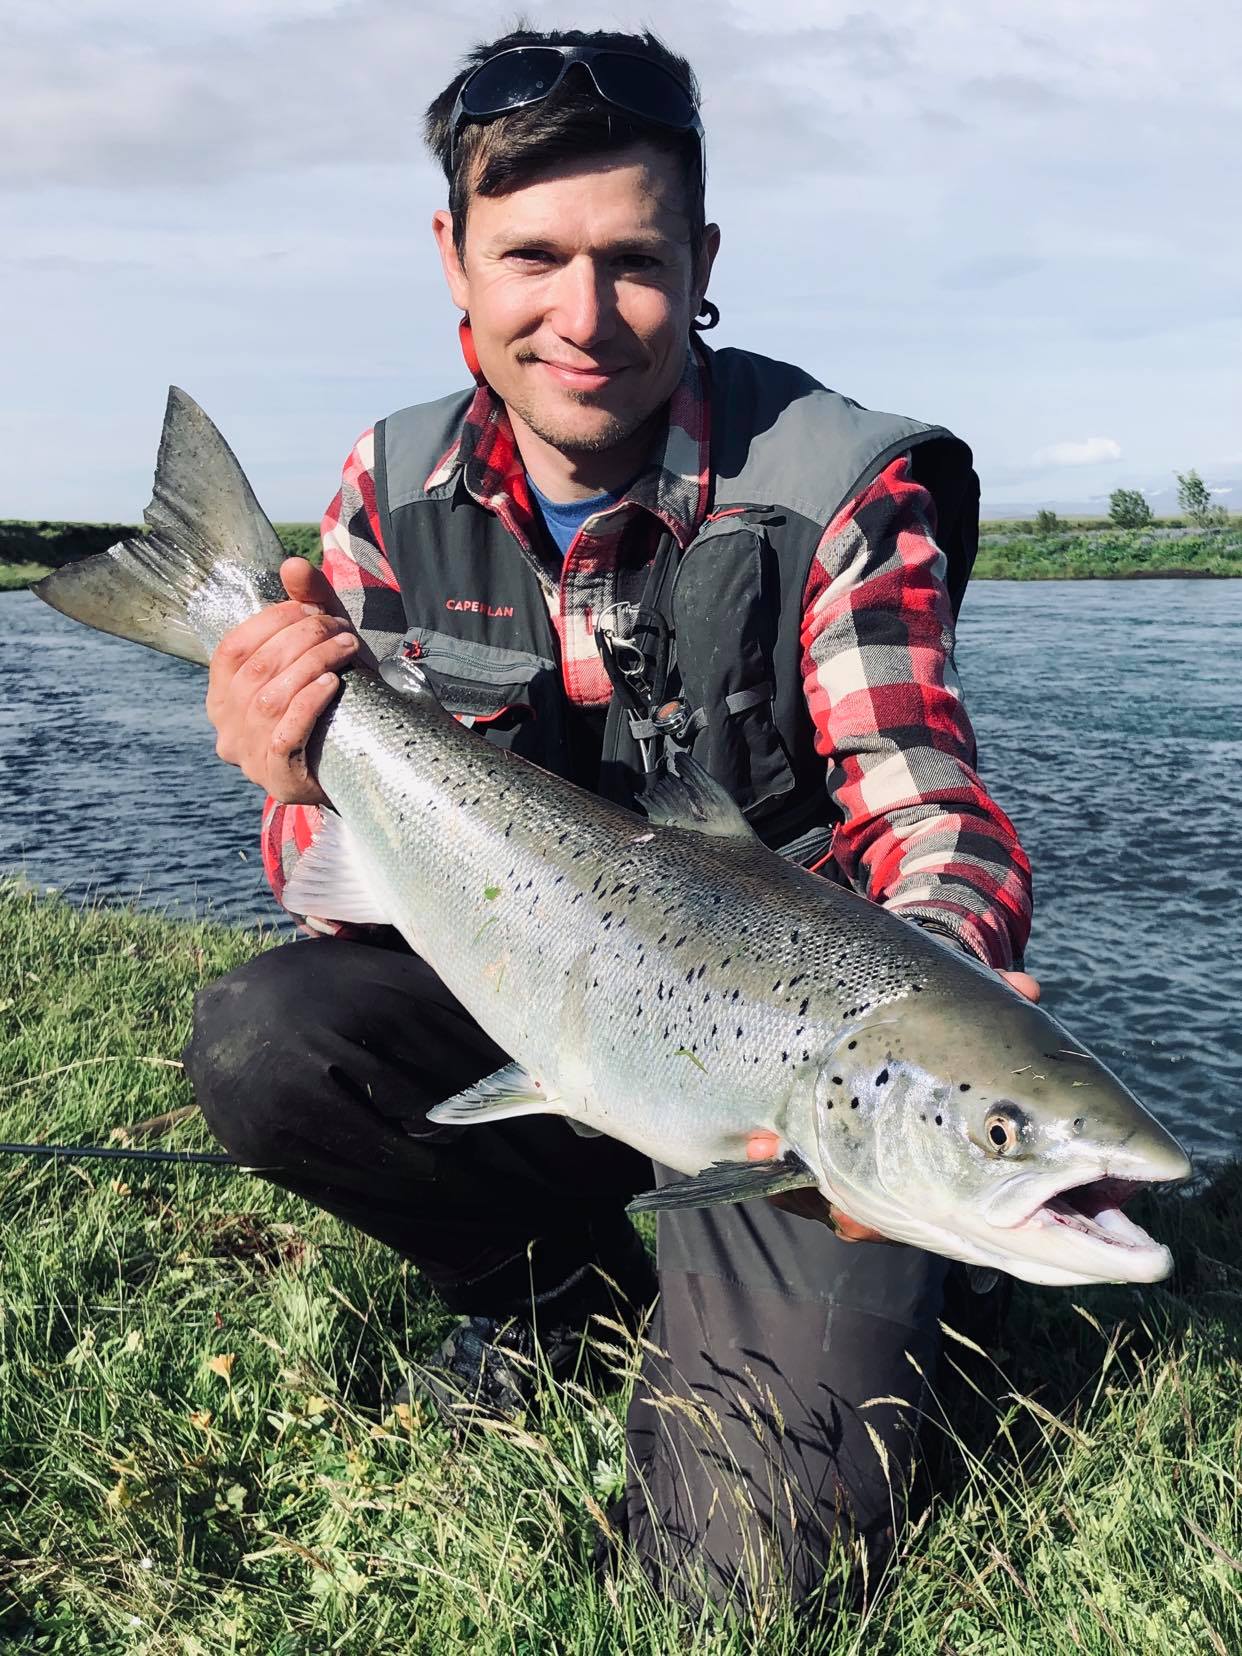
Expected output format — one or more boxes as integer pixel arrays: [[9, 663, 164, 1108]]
[[781, 1050, 788, 1063], [798, 997, 809, 1018], [848, 1040, 857, 1050], [602, 912, 612, 924], [674, 935, 687, 948], [850, 1097, 859, 1110], [685, 969, 695, 985], [934, 1113, 943, 1126], [731, 989, 740, 1002], [696, 963, 706, 980], [772, 981, 783, 993], [875, 1068, 889, 1087], [832, 1076, 843, 1085], [711, 1023, 718, 1036], [959, 1083, 971, 1092], [790, 929, 800, 944], [720, 957, 731, 967], [788, 973, 804, 988]]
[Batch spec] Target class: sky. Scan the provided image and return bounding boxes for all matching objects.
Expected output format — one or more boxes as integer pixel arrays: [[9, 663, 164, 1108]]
[[2, 0, 1239, 521]]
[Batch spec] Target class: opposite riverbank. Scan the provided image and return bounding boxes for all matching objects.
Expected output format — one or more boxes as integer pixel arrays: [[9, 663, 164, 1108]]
[[1, 882, 1239, 1653], [3, 518, 1241, 590]]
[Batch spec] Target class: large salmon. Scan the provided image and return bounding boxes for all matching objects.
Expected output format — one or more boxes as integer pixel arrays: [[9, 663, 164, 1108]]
[[35, 388, 1192, 1286]]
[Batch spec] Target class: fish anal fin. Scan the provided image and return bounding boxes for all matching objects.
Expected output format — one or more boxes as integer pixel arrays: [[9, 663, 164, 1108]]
[[626, 1152, 817, 1214]]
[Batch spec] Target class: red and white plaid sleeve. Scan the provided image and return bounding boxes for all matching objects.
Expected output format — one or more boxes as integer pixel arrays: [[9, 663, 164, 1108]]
[[800, 455, 1033, 969], [260, 428, 407, 930]]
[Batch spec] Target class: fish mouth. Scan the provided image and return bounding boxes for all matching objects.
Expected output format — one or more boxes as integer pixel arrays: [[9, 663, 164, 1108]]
[[1020, 1176, 1156, 1252]]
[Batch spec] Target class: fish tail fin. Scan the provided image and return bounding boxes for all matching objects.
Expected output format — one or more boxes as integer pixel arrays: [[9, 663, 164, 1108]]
[[33, 387, 289, 665]]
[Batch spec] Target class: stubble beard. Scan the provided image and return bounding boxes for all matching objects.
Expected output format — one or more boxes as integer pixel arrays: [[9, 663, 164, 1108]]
[[505, 385, 654, 456]]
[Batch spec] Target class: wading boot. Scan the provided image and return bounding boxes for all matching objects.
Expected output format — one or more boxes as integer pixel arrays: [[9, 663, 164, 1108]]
[[394, 1225, 657, 1433]]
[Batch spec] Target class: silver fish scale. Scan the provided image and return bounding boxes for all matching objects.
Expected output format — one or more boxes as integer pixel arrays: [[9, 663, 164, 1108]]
[[312, 672, 938, 1170]]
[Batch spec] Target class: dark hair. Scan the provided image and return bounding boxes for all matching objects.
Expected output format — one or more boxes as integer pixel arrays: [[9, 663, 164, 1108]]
[[425, 26, 705, 267]]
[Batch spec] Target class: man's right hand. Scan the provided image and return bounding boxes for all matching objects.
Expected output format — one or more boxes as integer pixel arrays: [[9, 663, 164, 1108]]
[[206, 557, 365, 806]]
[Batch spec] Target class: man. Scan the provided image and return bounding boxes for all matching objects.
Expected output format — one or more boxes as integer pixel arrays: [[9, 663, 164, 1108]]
[[185, 27, 1034, 1611]]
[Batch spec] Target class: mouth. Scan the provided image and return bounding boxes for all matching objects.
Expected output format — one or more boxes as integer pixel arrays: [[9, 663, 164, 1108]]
[[535, 360, 628, 392], [1024, 1176, 1158, 1251]]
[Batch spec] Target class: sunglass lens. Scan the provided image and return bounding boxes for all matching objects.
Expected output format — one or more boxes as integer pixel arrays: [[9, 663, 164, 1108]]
[[461, 48, 567, 116], [590, 55, 697, 127]]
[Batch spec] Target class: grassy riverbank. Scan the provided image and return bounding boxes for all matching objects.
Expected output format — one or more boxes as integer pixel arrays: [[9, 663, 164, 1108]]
[[1, 884, 1239, 1653], [3, 519, 1240, 590]]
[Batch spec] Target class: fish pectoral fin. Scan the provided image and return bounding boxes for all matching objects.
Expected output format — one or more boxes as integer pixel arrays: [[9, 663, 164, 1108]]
[[626, 1152, 818, 1214], [427, 1061, 565, 1126], [279, 808, 393, 926], [638, 752, 759, 842]]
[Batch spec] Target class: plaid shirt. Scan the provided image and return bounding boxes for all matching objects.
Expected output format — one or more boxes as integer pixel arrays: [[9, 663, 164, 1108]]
[[264, 340, 1032, 968]]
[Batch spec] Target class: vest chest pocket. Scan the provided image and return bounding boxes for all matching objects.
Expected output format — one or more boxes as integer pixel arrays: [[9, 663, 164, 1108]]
[[398, 626, 560, 753], [671, 520, 796, 816]]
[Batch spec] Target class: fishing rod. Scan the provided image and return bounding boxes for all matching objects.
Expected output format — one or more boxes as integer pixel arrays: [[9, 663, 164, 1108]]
[[0, 1141, 239, 1167]]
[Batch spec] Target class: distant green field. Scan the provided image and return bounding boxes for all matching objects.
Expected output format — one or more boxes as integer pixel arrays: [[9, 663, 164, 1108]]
[[3, 517, 1239, 591]]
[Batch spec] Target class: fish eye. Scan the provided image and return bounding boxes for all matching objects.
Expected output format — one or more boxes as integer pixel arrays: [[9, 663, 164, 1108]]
[[984, 1108, 1024, 1155]]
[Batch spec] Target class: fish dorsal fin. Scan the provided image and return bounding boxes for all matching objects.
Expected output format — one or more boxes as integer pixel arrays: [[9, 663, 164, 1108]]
[[427, 1062, 565, 1125], [626, 1152, 817, 1213], [638, 753, 758, 842], [279, 808, 393, 925]]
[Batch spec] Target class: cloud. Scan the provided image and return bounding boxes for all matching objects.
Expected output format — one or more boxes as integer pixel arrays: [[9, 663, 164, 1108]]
[[1032, 437, 1124, 468], [941, 253, 1043, 290]]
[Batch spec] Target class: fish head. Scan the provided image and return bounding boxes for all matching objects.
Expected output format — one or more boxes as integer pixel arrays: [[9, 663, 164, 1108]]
[[808, 987, 1192, 1286]]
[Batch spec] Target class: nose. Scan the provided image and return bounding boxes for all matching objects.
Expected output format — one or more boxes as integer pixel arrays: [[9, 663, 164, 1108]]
[[547, 256, 616, 352]]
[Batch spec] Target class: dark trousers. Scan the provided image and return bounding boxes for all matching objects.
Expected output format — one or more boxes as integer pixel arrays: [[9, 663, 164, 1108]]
[[184, 934, 948, 1610]]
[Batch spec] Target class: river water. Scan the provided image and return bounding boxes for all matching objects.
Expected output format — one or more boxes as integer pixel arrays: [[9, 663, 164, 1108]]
[[2, 582, 1238, 1157]]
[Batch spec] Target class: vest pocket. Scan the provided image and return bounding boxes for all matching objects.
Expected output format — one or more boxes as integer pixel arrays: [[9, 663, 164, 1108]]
[[671, 522, 796, 815], [398, 627, 557, 742]]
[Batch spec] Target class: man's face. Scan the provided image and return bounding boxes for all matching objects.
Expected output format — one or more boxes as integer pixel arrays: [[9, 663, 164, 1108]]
[[433, 143, 719, 456]]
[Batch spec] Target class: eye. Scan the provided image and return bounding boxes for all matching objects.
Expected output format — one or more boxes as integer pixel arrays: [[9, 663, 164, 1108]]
[[984, 1109, 1024, 1155]]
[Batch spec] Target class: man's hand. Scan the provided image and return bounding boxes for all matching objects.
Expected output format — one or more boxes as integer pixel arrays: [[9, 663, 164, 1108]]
[[753, 966, 1041, 1239], [206, 558, 365, 805], [748, 1131, 886, 1241]]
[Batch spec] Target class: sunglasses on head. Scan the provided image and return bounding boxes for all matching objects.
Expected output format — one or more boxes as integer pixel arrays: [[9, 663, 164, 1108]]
[[448, 45, 705, 173]]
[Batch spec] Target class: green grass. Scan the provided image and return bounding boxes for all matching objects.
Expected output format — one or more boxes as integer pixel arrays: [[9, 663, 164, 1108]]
[[973, 526, 1242, 580], [1, 883, 1239, 1651]]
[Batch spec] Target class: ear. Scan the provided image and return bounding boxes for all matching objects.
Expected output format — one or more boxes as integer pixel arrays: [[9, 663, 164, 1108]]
[[694, 222, 722, 316], [432, 209, 470, 311]]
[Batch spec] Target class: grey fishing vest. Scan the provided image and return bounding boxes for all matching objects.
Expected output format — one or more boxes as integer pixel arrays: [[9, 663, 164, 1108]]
[[373, 345, 978, 868]]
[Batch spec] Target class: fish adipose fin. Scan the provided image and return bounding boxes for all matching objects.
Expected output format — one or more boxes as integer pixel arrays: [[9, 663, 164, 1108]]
[[280, 808, 393, 925], [33, 386, 288, 664], [428, 1061, 566, 1126], [638, 752, 758, 842], [627, 1152, 818, 1214]]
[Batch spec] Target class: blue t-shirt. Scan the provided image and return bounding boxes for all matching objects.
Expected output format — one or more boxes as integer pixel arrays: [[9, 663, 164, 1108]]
[[528, 477, 628, 557]]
